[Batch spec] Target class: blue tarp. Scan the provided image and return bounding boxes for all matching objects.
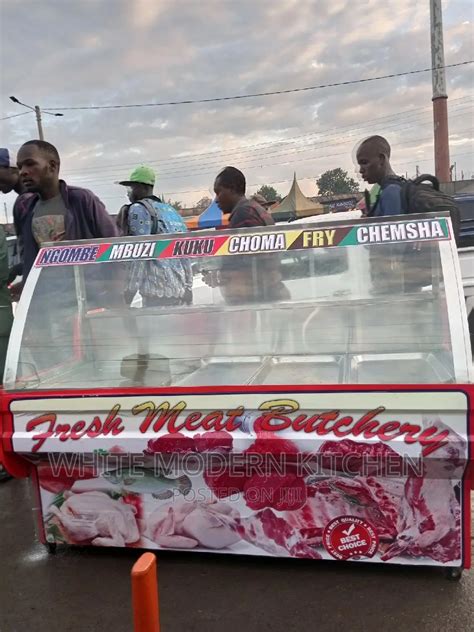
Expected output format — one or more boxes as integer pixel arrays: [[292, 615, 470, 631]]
[[197, 199, 223, 228]]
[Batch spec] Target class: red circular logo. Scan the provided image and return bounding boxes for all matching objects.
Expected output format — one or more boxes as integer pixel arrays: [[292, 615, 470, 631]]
[[323, 516, 379, 560]]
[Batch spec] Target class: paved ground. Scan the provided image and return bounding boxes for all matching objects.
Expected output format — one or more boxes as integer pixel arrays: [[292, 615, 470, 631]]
[[1, 478, 474, 632]]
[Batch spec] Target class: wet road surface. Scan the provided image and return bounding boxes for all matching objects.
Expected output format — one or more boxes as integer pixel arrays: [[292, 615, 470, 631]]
[[1, 478, 473, 632]]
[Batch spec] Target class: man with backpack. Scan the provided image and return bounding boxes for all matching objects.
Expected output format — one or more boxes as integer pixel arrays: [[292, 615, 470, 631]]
[[117, 165, 193, 307], [356, 135, 459, 240]]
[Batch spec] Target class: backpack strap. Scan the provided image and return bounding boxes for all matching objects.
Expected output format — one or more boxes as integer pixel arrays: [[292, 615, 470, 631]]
[[364, 190, 372, 216], [137, 198, 161, 234], [412, 174, 440, 191]]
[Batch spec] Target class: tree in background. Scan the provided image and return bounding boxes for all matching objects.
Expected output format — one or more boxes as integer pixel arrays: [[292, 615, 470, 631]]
[[256, 185, 281, 202], [194, 196, 212, 212], [169, 199, 183, 210], [159, 194, 183, 210], [316, 168, 359, 197]]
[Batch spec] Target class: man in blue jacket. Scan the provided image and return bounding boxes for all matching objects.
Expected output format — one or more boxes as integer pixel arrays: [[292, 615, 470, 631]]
[[356, 135, 402, 217], [14, 140, 118, 281]]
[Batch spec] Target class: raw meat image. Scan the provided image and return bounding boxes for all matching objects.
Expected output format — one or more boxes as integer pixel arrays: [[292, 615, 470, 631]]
[[146, 500, 241, 550], [46, 491, 140, 547], [38, 422, 464, 564]]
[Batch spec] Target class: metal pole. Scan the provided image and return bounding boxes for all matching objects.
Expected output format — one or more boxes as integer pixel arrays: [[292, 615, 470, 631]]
[[430, 0, 450, 183], [34, 105, 45, 140]]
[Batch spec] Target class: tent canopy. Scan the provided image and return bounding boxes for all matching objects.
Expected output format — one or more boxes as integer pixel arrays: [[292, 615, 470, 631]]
[[185, 199, 230, 230], [271, 173, 324, 220]]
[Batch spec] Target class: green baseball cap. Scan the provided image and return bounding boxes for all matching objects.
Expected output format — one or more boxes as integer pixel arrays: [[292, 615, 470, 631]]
[[117, 165, 155, 187]]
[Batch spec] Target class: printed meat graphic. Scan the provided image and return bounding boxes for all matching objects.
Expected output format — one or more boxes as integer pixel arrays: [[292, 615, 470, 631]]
[[291, 475, 402, 542], [146, 500, 241, 550], [41, 417, 464, 564], [225, 431, 462, 563], [381, 476, 460, 562], [204, 433, 307, 511], [236, 509, 321, 559], [381, 419, 464, 563], [49, 491, 140, 546]]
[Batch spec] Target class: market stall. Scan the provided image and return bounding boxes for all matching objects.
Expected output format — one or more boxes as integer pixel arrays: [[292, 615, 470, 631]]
[[0, 211, 472, 577]]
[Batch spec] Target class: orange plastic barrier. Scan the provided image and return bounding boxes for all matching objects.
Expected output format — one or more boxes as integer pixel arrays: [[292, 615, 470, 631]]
[[131, 552, 160, 632]]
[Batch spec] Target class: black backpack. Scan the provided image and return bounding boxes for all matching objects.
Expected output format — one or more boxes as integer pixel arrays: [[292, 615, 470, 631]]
[[375, 174, 460, 243]]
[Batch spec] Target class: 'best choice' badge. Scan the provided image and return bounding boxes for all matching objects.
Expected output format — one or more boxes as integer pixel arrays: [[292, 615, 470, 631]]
[[323, 516, 379, 560]]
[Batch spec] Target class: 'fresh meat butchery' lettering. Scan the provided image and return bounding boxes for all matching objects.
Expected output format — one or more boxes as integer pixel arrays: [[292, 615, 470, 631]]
[[23, 398, 449, 456]]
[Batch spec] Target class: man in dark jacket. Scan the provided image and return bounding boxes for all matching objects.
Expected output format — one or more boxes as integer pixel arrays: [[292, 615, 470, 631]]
[[206, 166, 289, 303], [14, 140, 118, 281], [0, 224, 13, 481], [0, 225, 13, 374], [0, 148, 23, 195]]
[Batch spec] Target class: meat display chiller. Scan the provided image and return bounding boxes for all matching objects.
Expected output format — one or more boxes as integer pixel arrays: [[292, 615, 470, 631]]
[[1, 212, 472, 579]]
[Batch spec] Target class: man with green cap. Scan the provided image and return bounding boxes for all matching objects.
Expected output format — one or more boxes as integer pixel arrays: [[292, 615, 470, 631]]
[[116, 165, 193, 307]]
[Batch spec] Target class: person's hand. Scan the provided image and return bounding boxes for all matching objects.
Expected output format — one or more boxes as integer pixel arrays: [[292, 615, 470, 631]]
[[9, 282, 22, 303], [7, 263, 23, 285], [202, 269, 220, 288], [123, 289, 135, 305]]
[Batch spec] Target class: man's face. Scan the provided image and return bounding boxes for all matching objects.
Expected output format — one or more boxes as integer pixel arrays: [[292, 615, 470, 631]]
[[214, 177, 237, 214], [357, 143, 385, 185], [0, 167, 19, 194], [17, 144, 57, 194], [127, 183, 148, 203]]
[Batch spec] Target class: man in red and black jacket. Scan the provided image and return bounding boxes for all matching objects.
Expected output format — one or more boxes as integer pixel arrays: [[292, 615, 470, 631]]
[[214, 166, 275, 229], [206, 166, 289, 304]]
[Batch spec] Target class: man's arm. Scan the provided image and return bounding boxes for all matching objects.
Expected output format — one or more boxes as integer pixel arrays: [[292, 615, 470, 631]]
[[0, 227, 10, 288], [13, 195, 26, 264], [88, 192, 119, 238], [10, 195, 31, 297]]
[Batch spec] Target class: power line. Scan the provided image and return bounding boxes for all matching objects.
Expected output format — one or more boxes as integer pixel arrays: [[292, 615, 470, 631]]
[[0, 111, 32, 121], [46, 61, 474, 111], [63, 97, 472, 181], [69, 113, 473, 186], [95, 135, 473, 199], [97, 149, 474, 201], [63, 96, 473, 174]]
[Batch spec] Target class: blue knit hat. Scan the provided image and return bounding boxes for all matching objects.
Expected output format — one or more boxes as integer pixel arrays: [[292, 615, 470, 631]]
[[0, 148, 12, 168]]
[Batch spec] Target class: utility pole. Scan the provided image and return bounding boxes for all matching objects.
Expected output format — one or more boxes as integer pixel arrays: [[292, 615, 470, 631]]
[[34, 106, 45, 141], [430, 0, 450, 183], [9, 96, 62, 140]]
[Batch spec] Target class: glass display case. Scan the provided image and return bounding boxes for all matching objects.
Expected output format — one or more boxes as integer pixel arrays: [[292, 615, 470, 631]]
[[4, 212, 472, 391], [1, 211, 472, 572]]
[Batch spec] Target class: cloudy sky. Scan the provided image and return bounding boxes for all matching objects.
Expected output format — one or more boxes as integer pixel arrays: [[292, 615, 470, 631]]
[[1, 0, 473, 218]]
